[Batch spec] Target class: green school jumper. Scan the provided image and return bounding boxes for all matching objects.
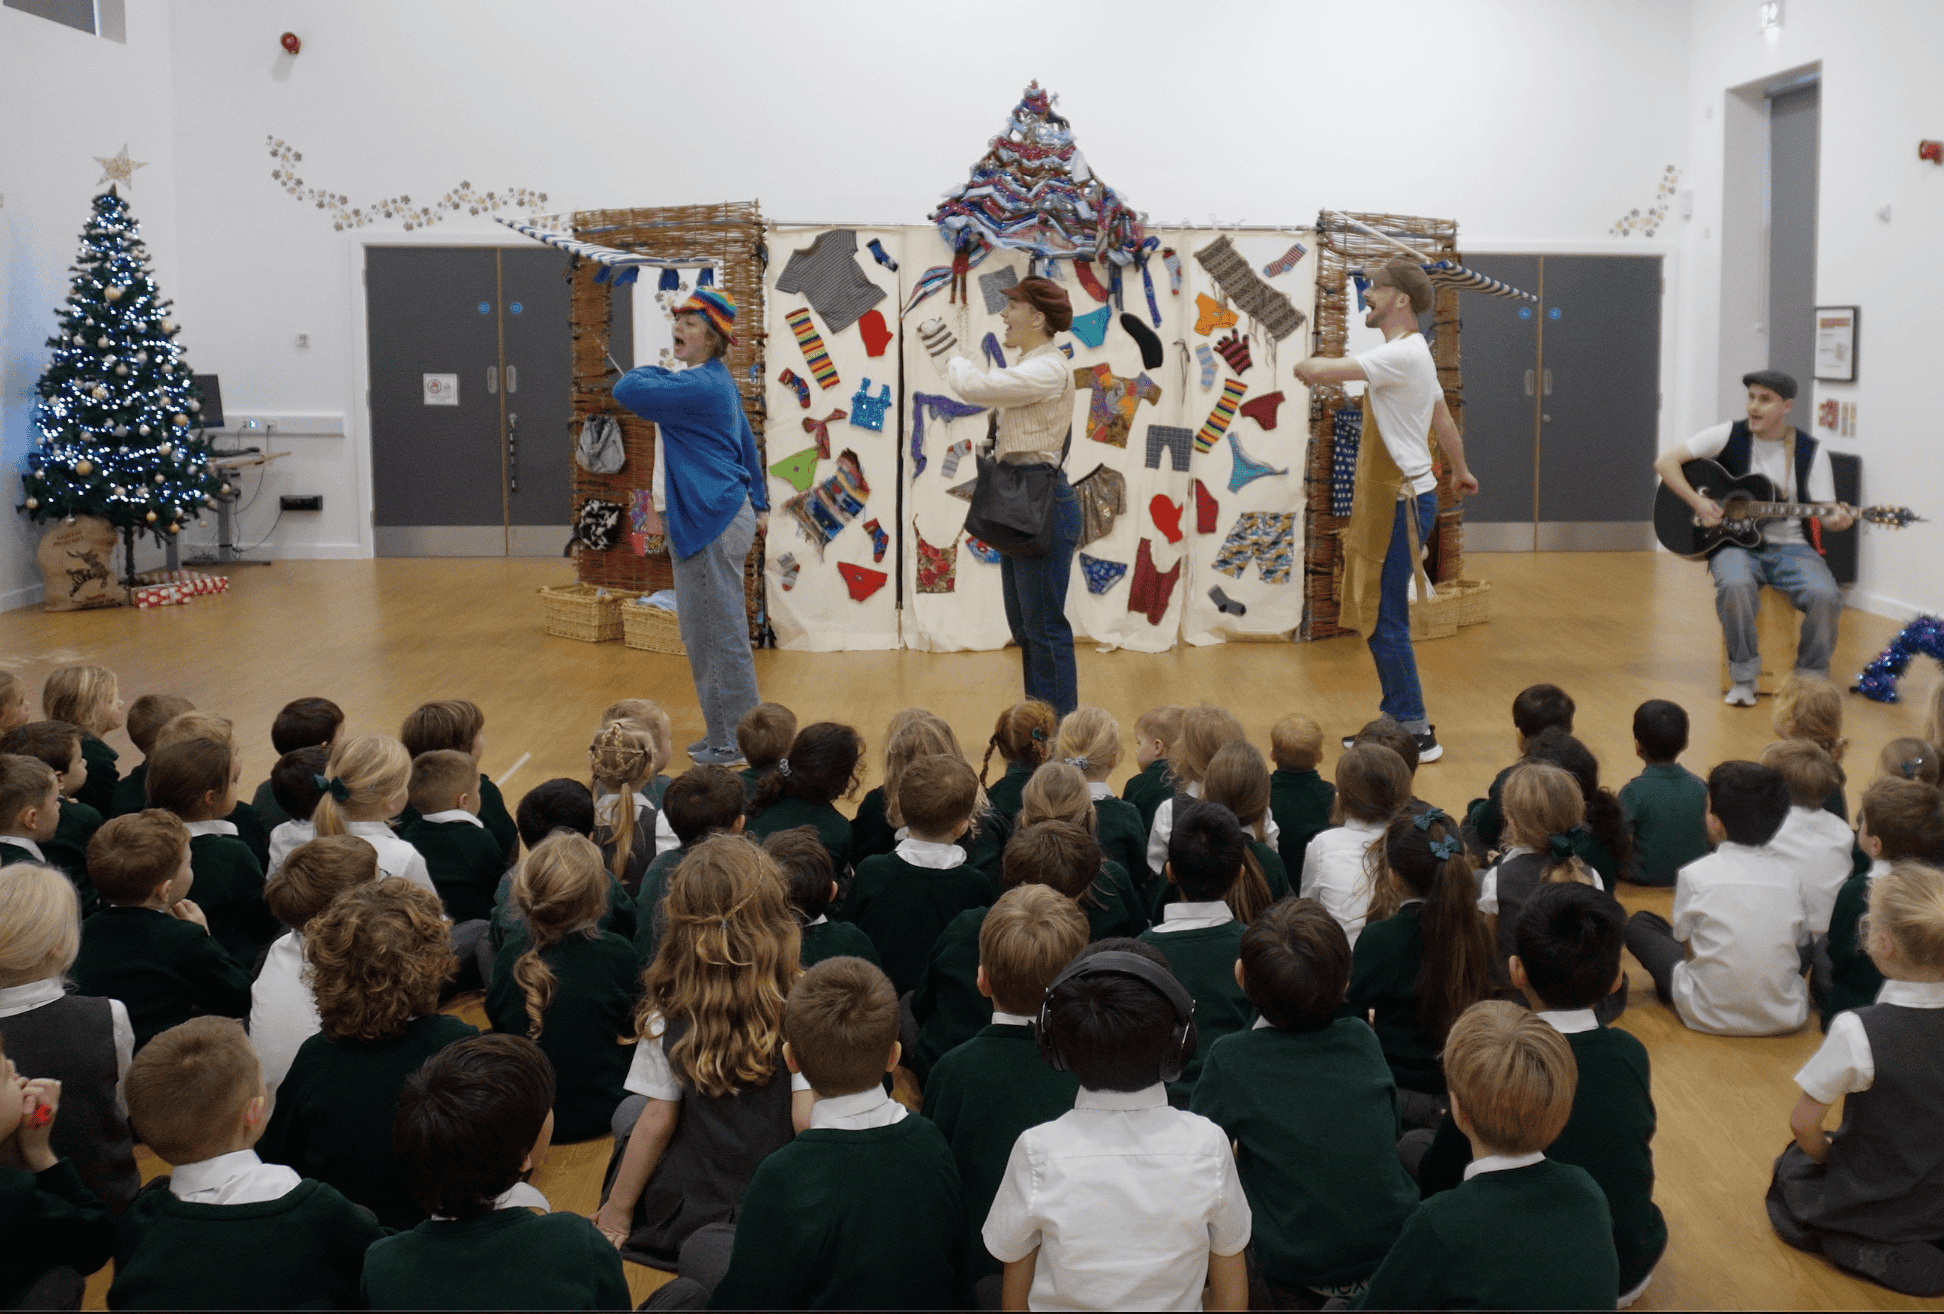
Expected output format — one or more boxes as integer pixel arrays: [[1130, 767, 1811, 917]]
[[910, 906, 989, 1081], [849, 786, 895, 865], [188, 831, 277, 970], [401, 816, 507, 924], [1093, 794, 1150, 895], [5, 836, 97, 916], [1088, 860, 1150, 939], [1619, 762, 1710, 887], [1824, 866, 1884, 1028], [46, 804, 103, 915], [0, 1158, 114, 1309], [1270, 768, 1335, 876], [923, 1022, 1080, 1281], [111, 761, 150, 818], [259, 1013, 479, 1230], [1353, 1159, 1618, 1310], [709, 1115, 968, 1311], [1418, 1024, 1666, 1295], [72, 905, 251, 1047], [630, 845, 688, 967], [1122, 758, 1173, 834], [746, 796, 853, 873], [984, 761, 1034, 829], [800, 917, 879, 968], [485, 930, 638, 1143], [225, 801, 272, 871], [249, 776, 288, 829], [492, 874, 636, 957], [1463, 763, 1518, 851], [1348, 903, 1444, 1095], [1139, 920, 1254, 1104], [108, 1176, 383, 1310], [477, 775, 518, 860], [77, 734, 118, 819], [362, 1207, 628, 1311], [1191, 1019, 1419, 1290], [844, 854, 992, 995]]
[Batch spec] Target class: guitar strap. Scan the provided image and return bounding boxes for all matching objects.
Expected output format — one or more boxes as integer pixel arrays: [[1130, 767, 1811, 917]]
[[1784, 426, 1829, 554]]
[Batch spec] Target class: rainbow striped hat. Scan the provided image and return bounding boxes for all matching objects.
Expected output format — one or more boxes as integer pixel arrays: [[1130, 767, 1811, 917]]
[[678, 287, 737, 344]]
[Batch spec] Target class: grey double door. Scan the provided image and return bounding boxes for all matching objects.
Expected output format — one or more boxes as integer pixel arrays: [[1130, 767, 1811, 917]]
[[367, 246, 629, 555], [1459, 254, 1662, 551]]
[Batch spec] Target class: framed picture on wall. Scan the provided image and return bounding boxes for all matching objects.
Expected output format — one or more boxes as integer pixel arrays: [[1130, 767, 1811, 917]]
[[1814, 306, 1858, 382]]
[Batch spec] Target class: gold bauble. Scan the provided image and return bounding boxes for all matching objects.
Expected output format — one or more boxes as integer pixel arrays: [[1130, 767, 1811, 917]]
[[74, 460, 93, 476]]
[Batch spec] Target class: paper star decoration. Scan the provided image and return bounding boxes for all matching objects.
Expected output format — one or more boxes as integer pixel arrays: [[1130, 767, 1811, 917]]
[[94, 145, 147, 190]]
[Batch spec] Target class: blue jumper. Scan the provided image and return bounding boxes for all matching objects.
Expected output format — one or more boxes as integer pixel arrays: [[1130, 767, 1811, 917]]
[[612, 358, 768, 560]]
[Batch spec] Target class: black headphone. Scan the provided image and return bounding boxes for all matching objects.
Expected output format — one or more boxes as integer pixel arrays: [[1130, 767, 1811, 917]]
[[1034, 950, 1199, 1085]]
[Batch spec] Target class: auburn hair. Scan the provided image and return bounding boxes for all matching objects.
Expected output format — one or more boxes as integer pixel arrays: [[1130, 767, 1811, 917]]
[[305, 878, 456, 1043], [510, 833, 612, 1040], [981, 700, 1058, 784]]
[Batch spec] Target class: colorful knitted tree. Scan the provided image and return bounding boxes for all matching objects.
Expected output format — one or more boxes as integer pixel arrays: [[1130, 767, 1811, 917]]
[[19, 189, 221, 559]]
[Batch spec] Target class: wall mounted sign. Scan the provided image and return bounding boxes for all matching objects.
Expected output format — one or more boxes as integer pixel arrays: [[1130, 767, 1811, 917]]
[[1814, 306, 1858, 382], [422, 373, 459, 406]]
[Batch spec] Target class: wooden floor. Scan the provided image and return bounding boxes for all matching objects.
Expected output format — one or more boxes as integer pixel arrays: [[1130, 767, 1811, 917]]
[[19, 551, 1935, 1312]]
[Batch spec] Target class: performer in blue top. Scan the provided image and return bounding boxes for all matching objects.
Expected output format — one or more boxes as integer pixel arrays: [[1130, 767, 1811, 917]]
[[614, 289, 768, 766]]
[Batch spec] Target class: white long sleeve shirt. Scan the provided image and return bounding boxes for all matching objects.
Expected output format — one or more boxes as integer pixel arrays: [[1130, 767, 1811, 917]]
[[945, 343, 1074, 462]]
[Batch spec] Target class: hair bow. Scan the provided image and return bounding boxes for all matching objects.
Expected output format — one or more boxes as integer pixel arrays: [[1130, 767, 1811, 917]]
[[776, 758, 792, 778], [1429, 834, 1463, 861], [1547, 833, 1576, 861], [1412, 807, 1450, 832], [1902, 757, 1927, 779], [1030, 728, 1047, 744], [1063, 755, 1091, 770], [313, 774, 350, 803]]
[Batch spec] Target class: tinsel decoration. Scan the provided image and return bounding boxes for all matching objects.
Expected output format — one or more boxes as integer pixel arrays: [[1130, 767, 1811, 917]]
[[1853, 614, 1944, 703]]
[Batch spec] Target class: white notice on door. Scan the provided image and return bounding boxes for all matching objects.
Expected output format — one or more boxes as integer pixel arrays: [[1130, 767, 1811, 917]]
[[422, 373, 459, 406]]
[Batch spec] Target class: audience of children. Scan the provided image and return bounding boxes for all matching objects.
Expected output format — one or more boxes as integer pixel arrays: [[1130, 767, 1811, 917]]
[[1122, 703, 1182, 835], [743, 721, 863, 873], [1761, 738, 1856, 941], [1014, 761, 1147, 937], [734, 702, 797, 800], [144, 733, 276, 970], [1299, 742, 1413, 946], [249, 697, 344, 828], [263, 745, 329, 878], [41, 664, 123, 818], [1620, 698, 1712, 886], [1774, 674, 1851, 819], [310, 735, 433, 896], [766, 825, 878, 967], [399, 748, 506, 926], [1463, 683, 1577, 852], [1879, 736, 1939, 786], [0, 672, 30, 735], [1143, 702, 1258, 877], [1524, 727, 1636, 885], [1269, 712, 1335, 876], [149, 710, 272, 869], [0, 720, 101, 904], [981, 700, 1058, 828], [635, 764, 745, 962], [0, 754, 64, 885], [847, 708, 934, 865], [1201, 740, 1292, 914], [1823, 778, 1944, 1027], [1479, 762, 1604, 959], [1053, 704, 1149, 890], [400, 699, 519, 861], [589, 717, 660, 894]]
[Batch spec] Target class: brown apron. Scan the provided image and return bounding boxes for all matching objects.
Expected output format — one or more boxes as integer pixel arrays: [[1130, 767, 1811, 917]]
[[1338, 392, 1432, 637]]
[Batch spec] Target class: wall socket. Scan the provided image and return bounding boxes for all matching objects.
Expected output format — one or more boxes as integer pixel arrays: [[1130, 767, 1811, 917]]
[[280, 495, 323, 511], [295, 332, 311, 349]]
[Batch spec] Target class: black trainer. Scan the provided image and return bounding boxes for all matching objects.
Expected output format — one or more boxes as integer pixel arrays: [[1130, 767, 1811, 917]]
[[1414, 727, 1443, 763]]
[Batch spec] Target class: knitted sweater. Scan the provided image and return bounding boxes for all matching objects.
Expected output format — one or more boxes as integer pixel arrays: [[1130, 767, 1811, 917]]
[[612, 357, 768, 559]]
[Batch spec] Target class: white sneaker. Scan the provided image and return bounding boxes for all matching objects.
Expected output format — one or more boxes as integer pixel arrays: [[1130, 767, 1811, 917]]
[[1724, 683, 1757, 707]]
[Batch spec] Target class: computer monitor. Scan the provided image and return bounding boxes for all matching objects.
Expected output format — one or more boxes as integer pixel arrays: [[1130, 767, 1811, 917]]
[[192, 374, 224, 431]]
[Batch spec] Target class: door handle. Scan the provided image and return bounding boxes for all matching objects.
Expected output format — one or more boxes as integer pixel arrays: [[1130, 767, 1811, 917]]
[[506, 412, 519, 493], [486, 365, 498, 395], [1524, 368, 1534, 397], [1542, 414, 1552, 423], [1543, 368, 1553, 396], [506, 365, 518, 394]]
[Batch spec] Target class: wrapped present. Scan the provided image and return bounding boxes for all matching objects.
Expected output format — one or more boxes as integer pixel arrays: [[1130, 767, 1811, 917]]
[[132, 569, 230, 608]]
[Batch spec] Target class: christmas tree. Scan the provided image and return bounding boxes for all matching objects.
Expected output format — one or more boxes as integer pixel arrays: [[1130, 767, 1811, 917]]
[[19, 188, 221, 577]]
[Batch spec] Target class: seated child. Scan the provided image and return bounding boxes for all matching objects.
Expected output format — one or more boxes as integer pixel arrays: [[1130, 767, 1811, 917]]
[[110, 1017, 384, 1310], [590, 719, 659, 895], [985, 938, 1252, 1311], [146, 735, 277, 970], [1878, 736, 1940, 787], [73, 810, 251, 1048], [41, 663, 123, 818], [844, 755, 992, 995], [252, 835, 378, 1107], [1624, 761, 1809, 1035], [311, 735, 434, 895], [882, 715, 1010, 877], [981, 701, 1058, 829], [735, 702, 797, 799], [0, 863, 138, 1212], [1419, 883, 1667, 1305], [744, 721, 863, 875], [767, 825, 878, 969], [1349, 717, 1430, 814], [250, 697, 343, 827], [1770, 860, 1944, 1297], [1762, 739, 1854, 938], [491, 779, 635, 968], [264, 745, 329, 878], [1201, 741, 1291, 917], [1824, 779, 1944, 1026], [1479, 762, 1603, 961], [365, 1033, 629, 1310], [1619, 699, 1710, 887], [922, 884, 1087, 1288], [0, 672, 27, 735], [707, 957, 969, 1310], [151, 712, 271, 870], [1140, 801, 1258, 1104], [848, 708, 938, 866], [1349, 810, 1496, 1124], [400, 749, 506, 925], [1269, 712, 1335, 876], [1464, 683, 1576, 852], [1300, 743, 1412, 946], [634, 765, 746, 963], [485, 833, 638, 1143], [0, 1031, 115, 1310], [1055, 705, 1150, 891], [1354, 1000, 1617, 1309], [1193, 898, 1419, 1305], [1523, 728, 1633, 885], [1123, 704, 1184, 836], [1016, 762, 1147, 937], [257, 878, 478, 1228], [0, 723, 99, 906], [599, 699, 679, 857], [109, 693, 192, 818], [0, 754, 75, 908], [1143, 703, 1249, 879], [402, 699, 517, 861], [1775, 675, 1850, 819]]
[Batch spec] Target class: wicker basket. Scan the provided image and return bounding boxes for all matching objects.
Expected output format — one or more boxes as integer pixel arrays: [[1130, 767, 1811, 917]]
[[1452, 577, 1492, 627], [621, 599, 686, 655], [1409, 582, 1463, 641], [538, 583, 643, 643]]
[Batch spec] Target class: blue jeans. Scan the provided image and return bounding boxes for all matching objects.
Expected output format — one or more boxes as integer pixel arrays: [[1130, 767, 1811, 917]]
[[669, 499, 760, 752], [998, 478, 1081, 716], [1367, 492, 1438, 730], [1709, 540, 1842, 683]]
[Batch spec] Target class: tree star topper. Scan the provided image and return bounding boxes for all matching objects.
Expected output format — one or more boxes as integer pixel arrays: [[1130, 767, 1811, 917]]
[[94, 145, 147, 190]]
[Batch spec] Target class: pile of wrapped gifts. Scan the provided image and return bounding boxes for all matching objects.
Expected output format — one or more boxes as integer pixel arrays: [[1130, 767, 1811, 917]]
[[131, 569, 231, 609]]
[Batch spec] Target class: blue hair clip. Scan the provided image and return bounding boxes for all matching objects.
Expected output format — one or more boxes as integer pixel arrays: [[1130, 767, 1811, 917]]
[[1412, 807, 1449, 832], [1547, 833, 1576, 861], [1429, 835, 1463, 861]]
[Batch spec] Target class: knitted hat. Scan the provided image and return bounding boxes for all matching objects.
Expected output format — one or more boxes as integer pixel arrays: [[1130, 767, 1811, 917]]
[[1369, 261, 1433, 316], [678, 287, 737, 344], [1741, 369, 1798, 401], [1004, 277, 1073, 333]]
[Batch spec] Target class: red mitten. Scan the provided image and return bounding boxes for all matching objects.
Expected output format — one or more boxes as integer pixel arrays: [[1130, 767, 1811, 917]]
[[856, 309, 893, 358], [1150, 494, 1184, 544]]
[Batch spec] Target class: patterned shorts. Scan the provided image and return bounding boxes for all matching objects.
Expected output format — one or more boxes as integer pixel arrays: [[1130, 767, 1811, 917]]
[[1211, 511, 1296, 584]]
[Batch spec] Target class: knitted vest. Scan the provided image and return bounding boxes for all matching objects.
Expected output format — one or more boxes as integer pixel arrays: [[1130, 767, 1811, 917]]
[[1806, 1004, 1944, 1242], [1717, 421, 1819, 541], [0, 993, 138, 1212]]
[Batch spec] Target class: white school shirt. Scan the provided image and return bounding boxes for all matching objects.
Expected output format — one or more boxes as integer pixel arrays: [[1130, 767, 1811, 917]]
[[432, 1181, 551, 1221], [895, 836, 967, 869], [1477, 846, 1605, 913], [1354, 333, 1440, 496], [1534, 1008, 1599, 1035], [1670, 841, 1810, 1035], [344, 820, 436, 896], [595, 789, 678, 858], [182, 818, 238, 840], [265, 819, 315, 880], [1462, 1150, 1546, 1181], [1795, 979, 1944, 1103], [1147, 900, 1236, 934], [0, 979, 133, 1113], [169, 1150, 303, 1205], [249, 931, 321, 1109], [1769, 804, 1855, 935], [622, 1010, 811, 1102], [807, 1086, 907, 1131], [421, 809, 484, 828], [1086, 781, 1115, 802], [1146, 787, 1281, 876], [983, 1083, 1252, 1312], [1299, 819, 1388, 946], [1683, 422, 1834, 547]]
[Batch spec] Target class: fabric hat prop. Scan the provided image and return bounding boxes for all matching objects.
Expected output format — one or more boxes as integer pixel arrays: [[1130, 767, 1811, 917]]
[[679, 287, 737, 344]]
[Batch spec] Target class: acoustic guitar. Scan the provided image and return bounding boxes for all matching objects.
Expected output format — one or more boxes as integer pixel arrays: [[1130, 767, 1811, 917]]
[[1653, 458, 1923, 559]]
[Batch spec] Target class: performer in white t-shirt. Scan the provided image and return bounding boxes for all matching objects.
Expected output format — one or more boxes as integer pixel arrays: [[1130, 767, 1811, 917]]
[[1653, 370, 1852, 706], [1294, 260, 1476, 763]]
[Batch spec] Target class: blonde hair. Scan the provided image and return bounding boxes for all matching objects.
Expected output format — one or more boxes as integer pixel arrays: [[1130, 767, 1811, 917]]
[[153, 711, 235, 752], [1760, 739, 1842, 808], [1134, 705, 1184, 752], [312, 735, 411, 835], [980, 884, 1089, 1014], [883, 714, 988, 829], [1443, 1000, 1577, 1154], [0, 864, 80, 986], [1270, 713, 1324, 773], [510, 833, 612, 1040], [1172, 704, 1245, 790], [1878, 737, 1940, 786], [601, 700, 672, 774], [1054, 706, 1121, 780], [1868, 861, 1944, 975], [590, 719, 656, 883], [1501, 763, 1595, 886], [1019, 761, 1096, 834], [42, 665, 118, 735], [639, 834, 800, 1098], [1774, 675, 1846, 761]]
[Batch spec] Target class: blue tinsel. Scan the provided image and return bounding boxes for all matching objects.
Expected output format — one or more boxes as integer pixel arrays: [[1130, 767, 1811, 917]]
[[1854, 614, 1944, 703]]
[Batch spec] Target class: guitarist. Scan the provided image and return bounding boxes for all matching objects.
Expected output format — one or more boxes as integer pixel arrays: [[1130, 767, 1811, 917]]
[[1653, 370, 1853, 706]]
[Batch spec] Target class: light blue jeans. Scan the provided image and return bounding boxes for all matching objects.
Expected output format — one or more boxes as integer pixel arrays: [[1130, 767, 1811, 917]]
[[669, 499, 760, 753], [1708, 541, 1842, 683], [1367, 492, 1439, 732]]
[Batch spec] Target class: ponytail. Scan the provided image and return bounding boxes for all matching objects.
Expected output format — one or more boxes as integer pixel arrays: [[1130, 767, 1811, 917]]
[[983, 701, 1057, 785], [1225, 848, 1274, 925], [510, 834, 609, 1039], [590, 721, 655, 883], [1383, 811, 1494, 1046]]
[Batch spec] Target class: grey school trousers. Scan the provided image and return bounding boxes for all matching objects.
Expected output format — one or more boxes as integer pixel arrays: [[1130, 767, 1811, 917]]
[[670, 500, 760, 755]]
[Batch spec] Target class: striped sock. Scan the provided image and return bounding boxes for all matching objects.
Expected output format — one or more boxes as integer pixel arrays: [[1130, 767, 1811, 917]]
[[1261, 241, 1308, 278], [1195, 378, 1249, 453], [778, 369, 810, 408], [1195, 344, 1219, 390], [785, 307, 840, 389], [1162, 247, 1183, 295]]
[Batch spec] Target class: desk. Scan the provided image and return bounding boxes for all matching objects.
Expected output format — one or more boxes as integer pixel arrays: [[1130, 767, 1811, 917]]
[[169, 450, 289, 570]]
